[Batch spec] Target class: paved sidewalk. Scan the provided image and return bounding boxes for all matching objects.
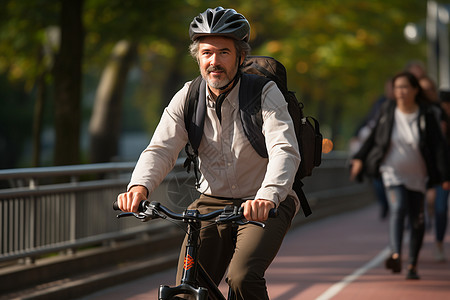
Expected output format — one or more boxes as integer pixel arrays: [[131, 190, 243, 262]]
[[80, 203, 450, 300]]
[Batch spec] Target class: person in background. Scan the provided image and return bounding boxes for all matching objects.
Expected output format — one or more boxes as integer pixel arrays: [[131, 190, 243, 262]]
[[350, 71, 450, 280], [349, 78, 393, 219], [419, 76, 450, 262], [419, 76, 441, 229], [405, 60, 427, 80], [350, 59, 427, 220], [419, 76, 439, 103], [432, 89, 450, 262]]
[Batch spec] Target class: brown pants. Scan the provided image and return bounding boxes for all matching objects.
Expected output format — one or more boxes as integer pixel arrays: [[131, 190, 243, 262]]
[[176, 194, 296, 299]]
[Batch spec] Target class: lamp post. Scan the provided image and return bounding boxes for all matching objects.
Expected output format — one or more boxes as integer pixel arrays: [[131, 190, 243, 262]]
[[438, 4, 450, 89], [426, 0, 450, 89]]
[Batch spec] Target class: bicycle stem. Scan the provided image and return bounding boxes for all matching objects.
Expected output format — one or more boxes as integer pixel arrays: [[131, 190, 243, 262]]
[[181, 218, 201, 287]]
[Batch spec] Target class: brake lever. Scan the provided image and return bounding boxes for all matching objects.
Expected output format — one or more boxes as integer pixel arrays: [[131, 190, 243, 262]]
[[116, 212, 153, 222], [234, 219, 266, 228], [216, 206, 266, 228], [117, 212, 143, 219]]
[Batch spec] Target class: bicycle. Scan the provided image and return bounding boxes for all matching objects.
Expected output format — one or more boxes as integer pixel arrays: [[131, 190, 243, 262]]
[[113, 200, 276, 300]]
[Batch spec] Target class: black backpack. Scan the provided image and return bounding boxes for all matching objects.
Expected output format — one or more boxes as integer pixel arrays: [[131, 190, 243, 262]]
[[183, 56, 322, 217]]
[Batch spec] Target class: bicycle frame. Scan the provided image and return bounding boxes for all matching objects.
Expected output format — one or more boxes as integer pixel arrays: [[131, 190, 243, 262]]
[[158, 217, 226, 300], [114, 201, 270, 300]]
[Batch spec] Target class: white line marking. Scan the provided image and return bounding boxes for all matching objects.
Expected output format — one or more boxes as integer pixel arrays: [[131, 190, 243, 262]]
[[315, 246, 390, 300]]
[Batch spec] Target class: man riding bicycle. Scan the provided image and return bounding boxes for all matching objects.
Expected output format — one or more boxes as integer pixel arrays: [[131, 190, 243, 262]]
[[117, 7, 301, 299]]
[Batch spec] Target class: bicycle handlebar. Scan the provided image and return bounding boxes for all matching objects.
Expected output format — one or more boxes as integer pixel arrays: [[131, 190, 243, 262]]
[[112, 200, 149, 212], [112, 200, 148, 212], [112, 200, 277, 227]]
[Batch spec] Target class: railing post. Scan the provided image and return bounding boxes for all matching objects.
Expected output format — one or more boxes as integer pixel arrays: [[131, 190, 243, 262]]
[[69, 176, 78, 254]]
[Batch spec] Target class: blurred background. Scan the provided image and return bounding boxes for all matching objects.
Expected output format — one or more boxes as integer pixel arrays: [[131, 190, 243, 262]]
[[0, 0, 448, 169]]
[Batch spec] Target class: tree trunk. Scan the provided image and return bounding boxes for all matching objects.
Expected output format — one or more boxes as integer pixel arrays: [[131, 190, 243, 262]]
[[32, 71, 46, 167], [89, 40, 137, 163], [161, 46, 185, 109], [53, 0, 84, 166]]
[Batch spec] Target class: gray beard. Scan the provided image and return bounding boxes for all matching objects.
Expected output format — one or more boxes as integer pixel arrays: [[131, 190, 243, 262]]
[[206, 77, 230, 90]]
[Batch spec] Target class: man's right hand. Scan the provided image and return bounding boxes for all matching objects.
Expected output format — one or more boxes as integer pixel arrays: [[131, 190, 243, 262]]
[[117, 185, 148, 212]]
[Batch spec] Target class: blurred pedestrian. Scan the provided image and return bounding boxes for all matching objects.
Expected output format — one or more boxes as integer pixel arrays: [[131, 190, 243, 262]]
[[405, 60, 427, 80], [419, 76, 441, 232], [349, 78, 393, 219], [431, 89, 450, 262], [419, 77, 450, 262], [419, 76, 439, 103], [350, 71, 450, 280]]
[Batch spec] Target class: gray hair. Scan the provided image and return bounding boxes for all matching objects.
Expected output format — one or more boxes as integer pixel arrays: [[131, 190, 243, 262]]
[[189, 38, 251, 65]]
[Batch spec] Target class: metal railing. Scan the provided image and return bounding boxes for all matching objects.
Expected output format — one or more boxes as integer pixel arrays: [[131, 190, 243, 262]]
[[0, 152, 357, 266], [0, 159, 199, 264]]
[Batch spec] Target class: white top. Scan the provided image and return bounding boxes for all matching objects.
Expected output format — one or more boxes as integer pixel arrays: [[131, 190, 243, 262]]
[[128, 78, 301, 210], [380, 108, 428, 193]]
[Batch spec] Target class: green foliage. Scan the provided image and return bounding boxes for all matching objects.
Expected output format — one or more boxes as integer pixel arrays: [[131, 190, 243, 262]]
[[141, 0, 429, 149], [0, 0, 59, 88], [238, 0, 428, 148], [0, 0, 439, 167]]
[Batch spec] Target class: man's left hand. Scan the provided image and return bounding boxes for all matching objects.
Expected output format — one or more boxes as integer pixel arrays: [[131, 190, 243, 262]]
[[242, 199, 276, 222]]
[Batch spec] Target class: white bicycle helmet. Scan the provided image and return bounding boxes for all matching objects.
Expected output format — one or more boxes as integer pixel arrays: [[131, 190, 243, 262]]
[[189, 7, 250, 42]]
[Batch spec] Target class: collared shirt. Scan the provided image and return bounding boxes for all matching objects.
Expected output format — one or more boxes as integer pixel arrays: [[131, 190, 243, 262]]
[[128, 78, 301, 210]]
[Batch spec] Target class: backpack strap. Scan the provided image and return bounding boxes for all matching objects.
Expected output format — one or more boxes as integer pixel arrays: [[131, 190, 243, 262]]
[[184, 76, 207, 150], [183, 74, 311, 218], [183, 76, 206, 188], [292, 178, 312, 217], [239, 73, 271, 158], [240, 73, 312, 217]]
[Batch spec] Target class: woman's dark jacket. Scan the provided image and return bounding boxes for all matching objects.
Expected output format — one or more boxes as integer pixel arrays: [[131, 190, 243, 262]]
[[353, 100, 450, 187]]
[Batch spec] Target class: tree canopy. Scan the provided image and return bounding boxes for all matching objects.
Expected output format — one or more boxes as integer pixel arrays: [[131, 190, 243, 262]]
[[0, 0, 435, 167]]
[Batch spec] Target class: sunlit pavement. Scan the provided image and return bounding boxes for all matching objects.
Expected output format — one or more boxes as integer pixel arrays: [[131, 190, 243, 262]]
[[81, 203, 450, 300]]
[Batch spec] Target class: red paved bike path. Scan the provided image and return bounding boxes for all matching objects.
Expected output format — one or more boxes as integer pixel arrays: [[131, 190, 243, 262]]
[[81, 203, 450, 300]]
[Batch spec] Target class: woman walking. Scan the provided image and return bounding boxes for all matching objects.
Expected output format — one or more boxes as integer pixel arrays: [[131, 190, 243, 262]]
[[350, 71, 450, 280]]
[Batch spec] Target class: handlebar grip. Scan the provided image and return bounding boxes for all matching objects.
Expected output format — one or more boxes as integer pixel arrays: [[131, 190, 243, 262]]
[[112, 200, 150, 212]]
